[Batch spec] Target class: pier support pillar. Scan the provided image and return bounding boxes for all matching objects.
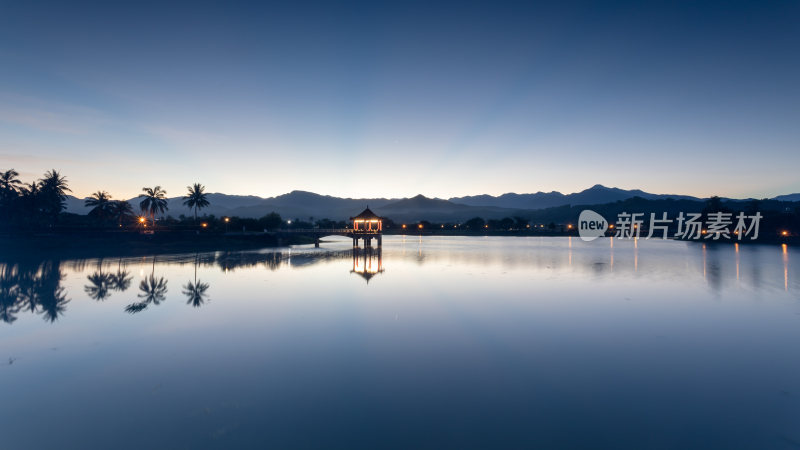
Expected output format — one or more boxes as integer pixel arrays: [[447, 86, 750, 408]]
[[315, 236, 320, 248]]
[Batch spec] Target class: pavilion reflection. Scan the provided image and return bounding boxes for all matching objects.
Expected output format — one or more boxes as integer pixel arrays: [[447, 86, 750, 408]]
[[351, 248, 384, 283]]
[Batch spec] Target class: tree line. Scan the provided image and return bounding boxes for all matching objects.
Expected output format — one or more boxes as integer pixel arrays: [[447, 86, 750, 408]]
[[0, 168, 237, 230]]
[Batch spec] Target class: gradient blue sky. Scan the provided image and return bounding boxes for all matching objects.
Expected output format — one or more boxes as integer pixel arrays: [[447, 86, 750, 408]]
[[1, 1, 798, 199]]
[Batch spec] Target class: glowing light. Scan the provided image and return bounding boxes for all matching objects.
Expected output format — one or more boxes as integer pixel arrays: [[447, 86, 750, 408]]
[[402, 224, 406, 229], [701, 229, 707, 234], [201, 223, 208, 228], [609, 224, 615, 229], [138, 217, 145, 223], [224, 217, 230, 223], [567, 224, 573, 229], [782, 230, 788, 236], [418, 224, 423, 229]]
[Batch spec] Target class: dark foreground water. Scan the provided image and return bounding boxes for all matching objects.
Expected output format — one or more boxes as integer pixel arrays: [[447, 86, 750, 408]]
[[1, 236, 799, 449]]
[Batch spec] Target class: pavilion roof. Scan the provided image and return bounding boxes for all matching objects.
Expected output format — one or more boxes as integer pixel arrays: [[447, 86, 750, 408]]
[[350, 207, 382, 221]]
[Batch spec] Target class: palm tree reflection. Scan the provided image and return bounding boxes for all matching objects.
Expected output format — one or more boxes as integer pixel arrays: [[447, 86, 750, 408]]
[[183, 254, 210, 307], [110, 269, 133, 292], [0, 265, 20, 324], [183, 281, 209, 307], [125, 256, 168, 314], [34, 261, 70, 323], [110, 258, 133, 292], [84, 271, 113, 301], [85, 259, 132, 301]]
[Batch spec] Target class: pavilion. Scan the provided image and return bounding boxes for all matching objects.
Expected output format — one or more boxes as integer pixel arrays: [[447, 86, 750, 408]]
[[350, 207, 383, 248]]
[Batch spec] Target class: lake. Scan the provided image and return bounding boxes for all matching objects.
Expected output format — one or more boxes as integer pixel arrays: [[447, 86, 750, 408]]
[[1, 236, 799, 449]]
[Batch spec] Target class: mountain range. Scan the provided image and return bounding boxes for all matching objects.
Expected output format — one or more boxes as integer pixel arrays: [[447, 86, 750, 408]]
[[64, 184, 799, 223]]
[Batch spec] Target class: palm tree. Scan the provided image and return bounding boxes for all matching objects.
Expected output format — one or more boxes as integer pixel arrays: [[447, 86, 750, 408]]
[[0, 169, 22, 197], [39, 170, 70, 196], [85, 191, 113, 223], [110, 200, 134, 227], [139, 186, 168, 227], [18, 181, 42, 224], [38, 169, 71, 225], [182, 183, 210, 222]]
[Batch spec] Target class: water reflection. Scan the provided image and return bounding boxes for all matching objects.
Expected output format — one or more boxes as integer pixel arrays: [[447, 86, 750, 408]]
[[84, 259, 133, 301], [351, 248, 384, 283], [2, 237, 799, 450], [0, 238, 797, 325], [183, 254, 210, 307], [125, 257, 168, 314]]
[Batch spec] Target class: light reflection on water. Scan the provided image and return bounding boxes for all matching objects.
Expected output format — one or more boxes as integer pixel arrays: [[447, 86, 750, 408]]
[[1, 236, 799, 449]]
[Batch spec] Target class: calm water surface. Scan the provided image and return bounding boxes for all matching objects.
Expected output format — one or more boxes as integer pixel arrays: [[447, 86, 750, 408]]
[[1, 236, 799, 449]]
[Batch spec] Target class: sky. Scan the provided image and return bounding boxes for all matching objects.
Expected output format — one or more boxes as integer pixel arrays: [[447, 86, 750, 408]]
[[0, 0, 799, 200]]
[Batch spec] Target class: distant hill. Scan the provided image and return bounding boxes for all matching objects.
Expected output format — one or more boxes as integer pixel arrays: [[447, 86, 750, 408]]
[[773, 193, 800, 202], [449, 184, 700, 209], [63, 185, 798, 223], [372, 194, 525, 222]]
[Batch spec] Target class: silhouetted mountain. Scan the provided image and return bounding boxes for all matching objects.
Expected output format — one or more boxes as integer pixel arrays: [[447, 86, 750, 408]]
[[65, 190, 397, 221], [63, 185, 798, 223], [449, 184, 700, 209], [774, 193, 800, 202], [366, 194, 518, 222]]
